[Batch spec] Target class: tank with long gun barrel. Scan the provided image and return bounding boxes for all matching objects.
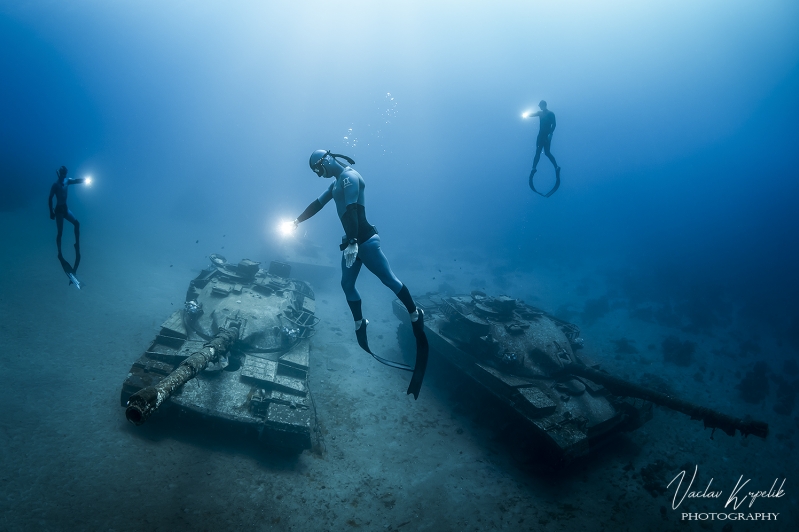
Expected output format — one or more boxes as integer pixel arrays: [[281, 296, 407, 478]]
[[120, 255, 320, 451], [125, 324, 241, 425], [394, 291, 768, 466]]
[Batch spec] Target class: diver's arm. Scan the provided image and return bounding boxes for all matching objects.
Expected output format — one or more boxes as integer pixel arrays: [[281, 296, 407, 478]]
[[48, 185, 55, 219], [294, 185, 333, 226], [295, 199, 323, 224], [67, 178, 85, 185], [550, 114, 556, 135]]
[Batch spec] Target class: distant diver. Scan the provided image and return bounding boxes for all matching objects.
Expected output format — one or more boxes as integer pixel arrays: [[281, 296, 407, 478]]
[[292, 150, 428, 399], [525, 100, 561, 197], [48, 166, 86, 288]]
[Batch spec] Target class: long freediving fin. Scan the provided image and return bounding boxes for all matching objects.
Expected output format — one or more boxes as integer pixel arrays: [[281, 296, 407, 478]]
[[67, 273, 82, 290], [529, 167, 561, 197], [406, 309, 428, 400], [355, 319, 413, 371], [73, 243, 81, 274], [58, 254, 82, 290]]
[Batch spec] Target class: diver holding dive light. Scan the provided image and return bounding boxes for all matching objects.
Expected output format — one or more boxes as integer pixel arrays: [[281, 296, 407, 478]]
[[290, 150, 428, 399], [48, 165, 89, 288], [524, 100, 561, 197]]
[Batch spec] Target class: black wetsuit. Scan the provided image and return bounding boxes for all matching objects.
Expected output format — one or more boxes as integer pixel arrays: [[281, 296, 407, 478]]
[[533, 109, 558, 169], [48, 177, 83, 269]]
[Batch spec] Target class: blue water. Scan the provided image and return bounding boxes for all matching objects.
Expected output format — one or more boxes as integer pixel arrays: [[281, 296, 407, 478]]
[[2, 2, 798, 530]]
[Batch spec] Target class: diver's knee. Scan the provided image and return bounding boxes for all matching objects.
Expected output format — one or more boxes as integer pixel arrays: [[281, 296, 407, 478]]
[[385, 278, 403, 293], [340, 278, 355, 293]]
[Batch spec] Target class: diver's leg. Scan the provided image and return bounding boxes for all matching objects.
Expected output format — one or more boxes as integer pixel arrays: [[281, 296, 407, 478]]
[[343, 255, 376, 354], [55, 214, 64, 257], [532, 143, 544, 170], [358, 236, 428, 397], [341, 255, 364, 324], [358, 237, 420, 318], [64, 210, 81, 272], [66, 210, 80, 248], [357, 237, 403, 293], [356, 236, 428, 396], [543, 140, 559, 170]]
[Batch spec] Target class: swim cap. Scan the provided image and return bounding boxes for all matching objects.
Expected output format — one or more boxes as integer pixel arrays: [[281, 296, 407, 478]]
[[539, 100, 547, 108], [309, 150, 356, 177], [309, 150, 330, 177]]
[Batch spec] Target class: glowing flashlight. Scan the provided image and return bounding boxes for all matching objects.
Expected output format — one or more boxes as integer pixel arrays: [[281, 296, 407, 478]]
[[278, 219, 296, 238], [85, 176, 93, 185], [522, 111, 531, 119]]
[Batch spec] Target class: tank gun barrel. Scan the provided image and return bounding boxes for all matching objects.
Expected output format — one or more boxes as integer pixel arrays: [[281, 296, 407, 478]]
[[565, 363, 768, 439], [125, 324, 240, 426]]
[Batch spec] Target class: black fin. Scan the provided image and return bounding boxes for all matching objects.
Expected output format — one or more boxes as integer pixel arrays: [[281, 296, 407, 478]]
[[529, 167, 560, 197], [58, 254, 74, 276], [73, 243, 81, 274], [355, 319, 373, 354], [58, 254, 81, 289], [547, 167, 561, 197], [406, 309, 429, 400], [356, 320, 413, 371]]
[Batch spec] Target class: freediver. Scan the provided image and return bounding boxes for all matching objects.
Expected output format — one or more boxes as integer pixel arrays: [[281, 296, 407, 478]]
[[48, 166, 86, 283], [525, 100, 561, 197], [292, 150, 428, 399]]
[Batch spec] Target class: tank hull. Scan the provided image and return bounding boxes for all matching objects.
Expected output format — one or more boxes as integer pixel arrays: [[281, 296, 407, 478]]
[[394, 293, 653, 466], [121, 258, 318, 451]]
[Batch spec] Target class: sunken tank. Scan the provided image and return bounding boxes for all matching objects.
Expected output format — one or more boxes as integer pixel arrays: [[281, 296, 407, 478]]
[[394, 291, 767, 467], [120, 254, 320, 451]]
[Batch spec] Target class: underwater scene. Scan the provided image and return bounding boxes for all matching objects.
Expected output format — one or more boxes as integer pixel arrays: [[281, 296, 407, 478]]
[[1, 1, 798, 531]]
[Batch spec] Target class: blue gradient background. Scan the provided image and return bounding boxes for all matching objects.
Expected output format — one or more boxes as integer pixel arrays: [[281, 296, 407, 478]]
[[2, 1, 797, 345]]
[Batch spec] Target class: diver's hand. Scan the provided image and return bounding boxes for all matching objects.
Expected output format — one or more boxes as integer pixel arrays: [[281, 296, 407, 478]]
[[292, 218, 299, 230], [344, 243, 358, 268], [49, 210, 55, 220]]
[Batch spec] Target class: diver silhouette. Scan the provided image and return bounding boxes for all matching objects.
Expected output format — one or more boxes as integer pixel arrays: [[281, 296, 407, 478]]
[[292, 150, 428, 399], [48, 166, 86, 287], [526, 100, 561, 197]]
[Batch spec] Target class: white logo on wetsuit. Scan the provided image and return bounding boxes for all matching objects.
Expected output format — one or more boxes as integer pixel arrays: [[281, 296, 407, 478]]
[[342, 177, 352, 188]]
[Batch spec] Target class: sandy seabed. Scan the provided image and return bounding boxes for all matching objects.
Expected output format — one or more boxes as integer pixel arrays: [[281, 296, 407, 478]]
[[1, 207, 796, 532]]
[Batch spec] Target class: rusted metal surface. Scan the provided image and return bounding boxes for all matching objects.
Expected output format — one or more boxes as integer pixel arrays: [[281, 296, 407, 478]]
[[121, 255, 319, 451]]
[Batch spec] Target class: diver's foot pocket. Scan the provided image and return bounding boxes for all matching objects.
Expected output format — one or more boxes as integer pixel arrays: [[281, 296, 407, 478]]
[[355, 318, 372, 354], [407, 309, 429, 400]]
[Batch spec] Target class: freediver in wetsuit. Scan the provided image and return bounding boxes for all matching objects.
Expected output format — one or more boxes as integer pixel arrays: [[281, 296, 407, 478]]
[[526, 100, 561, 197], [48, 166, 86, 283], [292, 150, 428, 399]]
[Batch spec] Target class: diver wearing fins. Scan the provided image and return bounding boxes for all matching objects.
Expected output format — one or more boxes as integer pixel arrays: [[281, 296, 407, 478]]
[[292, 150, 428, 399], [525, 100, 561, 197], [48, 166, 86, 286]]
